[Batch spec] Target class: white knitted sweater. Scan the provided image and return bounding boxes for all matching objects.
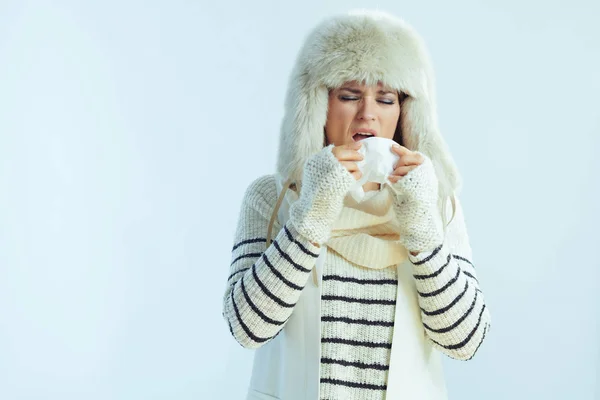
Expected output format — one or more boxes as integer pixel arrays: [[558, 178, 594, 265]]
[[223, 155, 491, 399]]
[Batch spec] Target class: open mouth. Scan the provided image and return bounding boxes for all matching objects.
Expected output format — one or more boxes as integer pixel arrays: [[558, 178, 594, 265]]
[[353, 133, 375, 141]]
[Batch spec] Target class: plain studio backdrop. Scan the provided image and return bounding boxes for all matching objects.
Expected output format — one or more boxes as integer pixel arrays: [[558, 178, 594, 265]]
[[1, 1, 599, 399]]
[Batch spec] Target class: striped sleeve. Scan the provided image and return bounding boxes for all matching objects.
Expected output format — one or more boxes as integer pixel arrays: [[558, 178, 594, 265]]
[[408, 196, 491, 361], [222, 175, 321, 349]]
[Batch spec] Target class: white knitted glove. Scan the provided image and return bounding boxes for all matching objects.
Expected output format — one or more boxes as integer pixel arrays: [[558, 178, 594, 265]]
[[390, 153, 445, 253], [288, 144, 357, 245]]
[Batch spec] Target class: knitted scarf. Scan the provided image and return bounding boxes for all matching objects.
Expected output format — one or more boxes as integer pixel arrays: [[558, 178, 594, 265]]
[[266, 180, 409, 288], [327, 186, 409, 270]]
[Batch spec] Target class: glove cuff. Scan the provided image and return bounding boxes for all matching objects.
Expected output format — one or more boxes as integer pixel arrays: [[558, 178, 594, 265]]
[[289, 145, 356, 244]]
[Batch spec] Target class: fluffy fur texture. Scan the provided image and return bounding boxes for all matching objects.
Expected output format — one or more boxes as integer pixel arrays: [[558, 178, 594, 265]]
[[276, 9, 462, 204]]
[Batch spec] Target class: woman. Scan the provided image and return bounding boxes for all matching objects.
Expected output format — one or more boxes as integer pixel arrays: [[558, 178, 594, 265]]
[[222, 9, 491, 400]]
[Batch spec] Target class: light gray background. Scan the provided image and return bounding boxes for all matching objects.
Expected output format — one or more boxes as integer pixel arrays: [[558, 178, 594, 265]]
[[1, 1, 599, 399]]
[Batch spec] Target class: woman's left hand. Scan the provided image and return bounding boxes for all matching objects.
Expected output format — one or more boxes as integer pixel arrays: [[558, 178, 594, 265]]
[[386, 143, 444, 254], [388, 143, 425, 183]]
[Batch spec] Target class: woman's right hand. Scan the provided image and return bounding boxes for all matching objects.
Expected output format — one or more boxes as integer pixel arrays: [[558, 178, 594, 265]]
[[331, 142, 364, 181], [288, 143, 361, 245]]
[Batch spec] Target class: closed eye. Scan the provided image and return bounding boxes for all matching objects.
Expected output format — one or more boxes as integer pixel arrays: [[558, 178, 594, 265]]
[[340, 96, 395, 105]]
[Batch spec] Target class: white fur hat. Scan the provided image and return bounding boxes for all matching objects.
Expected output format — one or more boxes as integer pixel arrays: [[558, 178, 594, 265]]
[[275, 9, 462, 200]]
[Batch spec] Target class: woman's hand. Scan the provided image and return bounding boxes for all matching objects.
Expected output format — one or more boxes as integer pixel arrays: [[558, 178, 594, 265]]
[[331, 142, 364, 181], [288, 144, 359, 245], [388, 143, 425, 182], [387, 145, 444, 254]]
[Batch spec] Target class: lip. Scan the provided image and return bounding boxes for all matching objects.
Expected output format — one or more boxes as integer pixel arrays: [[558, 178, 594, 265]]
[[352, 128, 378, 142], [353, 128, 377, 136]]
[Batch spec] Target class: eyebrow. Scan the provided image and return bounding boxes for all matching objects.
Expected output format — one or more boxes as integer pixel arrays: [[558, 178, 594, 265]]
[[339, 87, 397, 95]]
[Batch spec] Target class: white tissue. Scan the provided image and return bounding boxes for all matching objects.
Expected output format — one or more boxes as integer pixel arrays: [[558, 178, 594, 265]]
[[348, 137, 400, 203]]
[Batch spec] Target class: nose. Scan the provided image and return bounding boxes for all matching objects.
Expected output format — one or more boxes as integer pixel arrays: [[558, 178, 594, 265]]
[[356, 97, 376, 121]]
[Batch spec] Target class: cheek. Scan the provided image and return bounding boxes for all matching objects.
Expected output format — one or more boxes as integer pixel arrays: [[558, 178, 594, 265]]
[[382, 107, 401, 139], [330, 101, 354, 120], [326, 102, 354, 134]]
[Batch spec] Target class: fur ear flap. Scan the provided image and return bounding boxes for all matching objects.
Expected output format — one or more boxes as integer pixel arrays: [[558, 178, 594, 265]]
[[401, 95, 462, 201], [277, 78, 330, 184]]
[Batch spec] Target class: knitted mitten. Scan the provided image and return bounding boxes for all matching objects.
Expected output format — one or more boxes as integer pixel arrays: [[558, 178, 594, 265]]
[[390, 153, 444, 253], [289, 144, 357, 245]]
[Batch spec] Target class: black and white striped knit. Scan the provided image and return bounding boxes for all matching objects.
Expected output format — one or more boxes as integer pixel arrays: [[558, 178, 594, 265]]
[[222, 162, 491, 399], [319, 249, 398, 398]]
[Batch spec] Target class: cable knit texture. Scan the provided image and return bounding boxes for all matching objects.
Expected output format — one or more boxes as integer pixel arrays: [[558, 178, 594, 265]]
[[288, 144, 357, 245], [389, 153, 445, 253], [223, 173, 492, 399]]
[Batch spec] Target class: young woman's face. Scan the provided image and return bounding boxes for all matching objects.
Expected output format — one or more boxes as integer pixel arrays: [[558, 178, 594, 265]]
[[324, 81, 401, 146]]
